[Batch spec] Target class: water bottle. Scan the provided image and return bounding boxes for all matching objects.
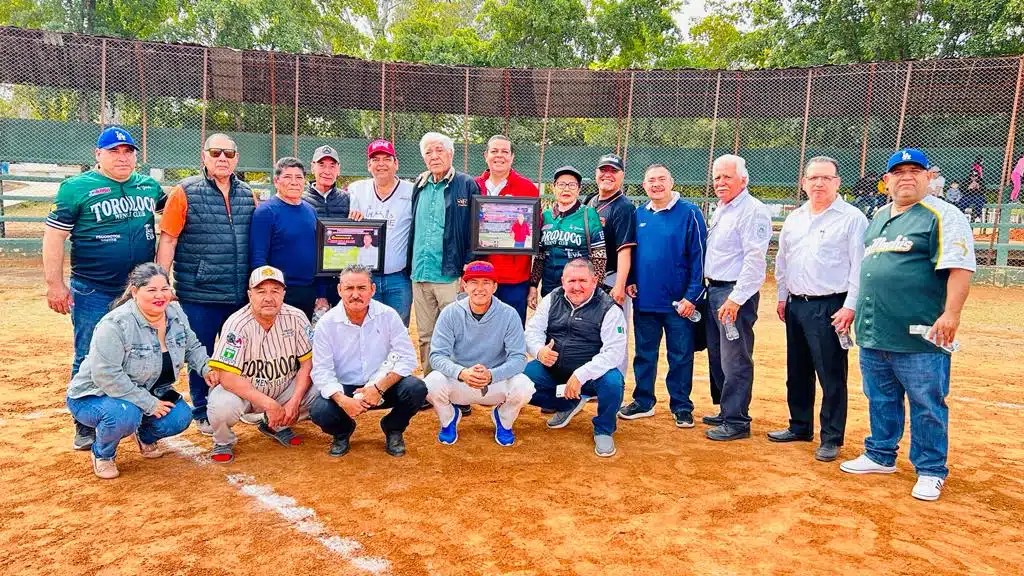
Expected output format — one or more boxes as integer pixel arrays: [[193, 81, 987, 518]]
[[909, 325, 960, 353], [836, 329, 854, 350], [723, 316, 740, 341], [671, 300, 702, 322], [311, 308, 326, 328]]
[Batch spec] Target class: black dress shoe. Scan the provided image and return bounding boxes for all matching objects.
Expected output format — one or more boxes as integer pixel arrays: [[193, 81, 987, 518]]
[[705, 424, 751, 441], [329, 436, 350, 457], [702, 413, 723, 426], [458, 405, 473, 417], [815, 444, 840, 462], [767, 429, 814, 443], [384, 431, 406, 457]]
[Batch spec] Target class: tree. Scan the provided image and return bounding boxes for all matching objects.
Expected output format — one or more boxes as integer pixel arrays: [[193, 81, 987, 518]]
[[591, 0, 682, 69], [478, 0, 594, 68]]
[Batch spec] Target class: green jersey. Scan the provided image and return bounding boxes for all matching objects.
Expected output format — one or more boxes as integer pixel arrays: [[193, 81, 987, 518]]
[[46, 170, 165, 291], [855, 196, 976, 354], [538, 202, 605, 295]]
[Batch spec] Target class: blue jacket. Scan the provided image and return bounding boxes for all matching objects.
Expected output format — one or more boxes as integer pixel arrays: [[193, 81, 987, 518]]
[[408, 168, 480, 279], [631, 194, 707, 313]]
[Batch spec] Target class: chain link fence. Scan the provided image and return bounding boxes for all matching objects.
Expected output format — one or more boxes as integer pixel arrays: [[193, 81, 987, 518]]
[[1, 27, 1023, 274]]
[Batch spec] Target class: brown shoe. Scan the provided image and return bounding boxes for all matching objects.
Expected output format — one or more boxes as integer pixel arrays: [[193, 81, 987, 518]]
[[135, 434, 164, 459], [91, 454, 120, 479]]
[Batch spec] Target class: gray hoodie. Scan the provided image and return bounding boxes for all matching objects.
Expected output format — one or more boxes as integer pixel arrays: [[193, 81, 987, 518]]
[[429, 295, 527, 383]]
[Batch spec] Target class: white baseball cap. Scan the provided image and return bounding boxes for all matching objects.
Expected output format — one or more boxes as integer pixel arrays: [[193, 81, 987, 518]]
[[249, 265, 286, 288]]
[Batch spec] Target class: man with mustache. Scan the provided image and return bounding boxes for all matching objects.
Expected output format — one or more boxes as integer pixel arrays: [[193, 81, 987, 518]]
[[309, 265, 426, 458]]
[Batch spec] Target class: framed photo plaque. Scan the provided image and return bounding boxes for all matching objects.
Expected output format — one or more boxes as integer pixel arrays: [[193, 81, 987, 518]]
[[316, 218, 387, 276], [470, 196, 541, 255]]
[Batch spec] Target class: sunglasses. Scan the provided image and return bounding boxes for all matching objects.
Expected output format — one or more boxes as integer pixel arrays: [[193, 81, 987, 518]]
[[206, 148, 237, 159]]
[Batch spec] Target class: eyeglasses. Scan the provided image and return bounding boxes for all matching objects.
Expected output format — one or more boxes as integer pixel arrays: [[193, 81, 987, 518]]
[[554, 182, 580, 190], [206, 148, 237, 159]]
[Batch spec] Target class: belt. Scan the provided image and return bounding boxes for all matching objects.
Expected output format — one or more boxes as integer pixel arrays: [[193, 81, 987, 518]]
[[706, 279, 736, 288], [789, 292, 847, 302]]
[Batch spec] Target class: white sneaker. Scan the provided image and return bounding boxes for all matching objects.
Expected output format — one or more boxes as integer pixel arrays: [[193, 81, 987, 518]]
[[839, 454, 897, 474], [240, 413, 264, 426], [912, 476, 944, 501], [196, 419, 214, 436], [135, 434, 164, 459], [91, 454, 120, 479]]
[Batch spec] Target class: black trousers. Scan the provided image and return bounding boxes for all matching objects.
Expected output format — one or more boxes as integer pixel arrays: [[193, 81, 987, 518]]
[[309, 376, 427, 439], [784, 294, 849, 445]]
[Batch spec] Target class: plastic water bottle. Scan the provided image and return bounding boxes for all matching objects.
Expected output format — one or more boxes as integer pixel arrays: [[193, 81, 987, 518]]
[[909, 324, 960, 353], [672, 300, 702, 322], [723, 316, 740, 341], [836, 329, 854, 350]]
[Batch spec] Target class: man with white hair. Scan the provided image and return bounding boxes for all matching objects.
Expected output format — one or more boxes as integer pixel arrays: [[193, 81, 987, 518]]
[[409, 132, 481, 377], [702, 154, 772, 441]]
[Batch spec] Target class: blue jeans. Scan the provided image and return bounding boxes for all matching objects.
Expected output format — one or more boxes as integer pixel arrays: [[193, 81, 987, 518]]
[[67, 395, 192, 460], [372, 270, 413, 326], [69, 277, 122, 377], [524, 360, 624, 436], [495, 281, 530, 327], [632, 310, 695, 414], [178, 300, 241, 421], [859, 348, 951, 479]]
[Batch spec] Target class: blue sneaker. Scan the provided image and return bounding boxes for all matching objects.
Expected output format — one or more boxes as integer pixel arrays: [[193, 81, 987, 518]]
[[438, 406, 461, 445], [491, 407, 515, 447]]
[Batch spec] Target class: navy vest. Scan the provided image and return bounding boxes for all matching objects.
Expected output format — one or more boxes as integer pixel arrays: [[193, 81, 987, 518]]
[[545, 287, 616, 378], [173, 172, 256, 304]]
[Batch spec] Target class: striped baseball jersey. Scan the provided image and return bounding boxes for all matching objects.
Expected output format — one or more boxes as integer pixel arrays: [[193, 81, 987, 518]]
[[208, 303, 314, 398]]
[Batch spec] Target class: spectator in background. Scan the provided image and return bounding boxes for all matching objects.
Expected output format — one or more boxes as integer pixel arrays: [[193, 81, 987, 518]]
[[851, 172, 882, 216], [963, 170, 986, 222], [971, 156, 984, 182], [250, 158, 320, 319], [302, 145, 350, 314], [474, 135, 540, 326], [1011, 156, 1024, 202], [946, 181, 963, 207], [927, 166, 945, 198], [157, 132, 257, 435]]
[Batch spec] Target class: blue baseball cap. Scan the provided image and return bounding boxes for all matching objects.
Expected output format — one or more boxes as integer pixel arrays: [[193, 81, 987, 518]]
[[96, 126, 138, 151], [886, 148, 928, 173]]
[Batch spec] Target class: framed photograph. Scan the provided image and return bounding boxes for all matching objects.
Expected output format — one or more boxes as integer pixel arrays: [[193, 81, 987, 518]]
[[316, 218, 387, 276], [471, 196, 541, 255]]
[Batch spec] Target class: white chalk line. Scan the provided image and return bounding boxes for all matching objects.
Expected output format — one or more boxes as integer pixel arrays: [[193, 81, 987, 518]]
[[951, 396, 1024, 411], [21, 408, 71, 420]]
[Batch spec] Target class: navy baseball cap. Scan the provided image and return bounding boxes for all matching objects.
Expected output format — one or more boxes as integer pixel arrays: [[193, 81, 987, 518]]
[[596, 153, 624, 171], [96, 126, 137, 151], [886, 148, 929, 173]]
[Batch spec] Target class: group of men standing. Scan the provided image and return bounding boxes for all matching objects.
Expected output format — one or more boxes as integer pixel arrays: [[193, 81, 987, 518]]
[[45, 124, 975, 500]]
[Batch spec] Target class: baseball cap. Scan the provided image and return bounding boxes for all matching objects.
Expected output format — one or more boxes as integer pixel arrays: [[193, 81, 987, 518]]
[[312, 145, 339, 163], [462, 260, 497, 282], [596, 153, 624, 172], [249, 265, 287, 288], [886, 148, 929, 173], [367, 138, 397, 158], [96, 126, 137, 151], [553, 165, 583, 185]]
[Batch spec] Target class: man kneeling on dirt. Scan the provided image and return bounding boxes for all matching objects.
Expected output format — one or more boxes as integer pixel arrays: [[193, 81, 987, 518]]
[[309, 265, 427, 458], [206, 266, 317, 463], [523, 259, 626, 457], [424, 261, 534, 447]]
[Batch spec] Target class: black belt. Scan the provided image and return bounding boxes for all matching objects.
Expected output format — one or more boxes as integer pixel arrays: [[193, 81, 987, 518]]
[[789, 292, 847, 302], [706, 279, 736, 288]]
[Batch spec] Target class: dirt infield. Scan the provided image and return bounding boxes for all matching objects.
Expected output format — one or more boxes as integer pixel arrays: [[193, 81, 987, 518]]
[[1, 258, 1022, 575]]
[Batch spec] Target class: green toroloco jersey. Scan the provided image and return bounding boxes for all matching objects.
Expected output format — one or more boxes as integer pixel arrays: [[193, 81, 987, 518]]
[[854, 195, 976, 354], [538, 202, 605, 295], [46, 170, 165, 291]]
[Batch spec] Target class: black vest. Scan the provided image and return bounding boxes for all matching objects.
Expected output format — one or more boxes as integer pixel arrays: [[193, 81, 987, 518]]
[[173, 172, 256, 304], [301, 183, 349, 218], [546, 287, 616, 378]]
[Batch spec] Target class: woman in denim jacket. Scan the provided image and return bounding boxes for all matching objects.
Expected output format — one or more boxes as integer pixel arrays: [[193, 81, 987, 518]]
[[67, 263, 218, 479]]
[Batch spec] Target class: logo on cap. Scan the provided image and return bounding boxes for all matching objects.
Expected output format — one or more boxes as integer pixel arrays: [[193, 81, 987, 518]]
[[902, 151, 911, 161], [116, 131, 126, 141]]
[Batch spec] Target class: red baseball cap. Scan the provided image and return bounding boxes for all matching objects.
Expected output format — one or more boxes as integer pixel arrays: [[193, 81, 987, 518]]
[[462, 260, 497, 282], [367, 138, 396, 159]]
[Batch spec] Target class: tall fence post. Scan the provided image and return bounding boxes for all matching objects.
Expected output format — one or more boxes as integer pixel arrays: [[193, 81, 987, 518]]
[[463, 68, 470, 173], [732, 72, 743, 154], [135, 42, 149, 165], [994, 56, 1024, 266], [621, 71, 636, 168], [859, 63, 876, 177], [537, 70, 553, 185], [99, 38, 107, 129], [895, 62, 913, 150], [380, 61, 387, 138], [705, 72, 722, 204], [269, 52, 277, 164], [796, 69, 814, 202], [293, 55, 300, 158], [200, 49, 209, 156]]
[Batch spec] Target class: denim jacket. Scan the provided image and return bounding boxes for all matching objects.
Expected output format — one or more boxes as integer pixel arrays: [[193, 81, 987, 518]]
[[67, 300, 210, 415]]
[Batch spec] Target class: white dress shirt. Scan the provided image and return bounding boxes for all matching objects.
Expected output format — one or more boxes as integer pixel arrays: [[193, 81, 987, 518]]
[[525, 290, 627, 385], [704, 189, 773, 305], [774, 197, 869, 309], [310, 299, 418, 399]]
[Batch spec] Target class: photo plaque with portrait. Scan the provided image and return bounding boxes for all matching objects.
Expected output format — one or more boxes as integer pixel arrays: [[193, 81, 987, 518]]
[[470, 196, 541, 255], [316, 218, 387, 276]]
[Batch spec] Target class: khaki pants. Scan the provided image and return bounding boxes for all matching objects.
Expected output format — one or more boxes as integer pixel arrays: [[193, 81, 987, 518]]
[[207, 378, 317, 446], [412, 280, 460, 374]]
